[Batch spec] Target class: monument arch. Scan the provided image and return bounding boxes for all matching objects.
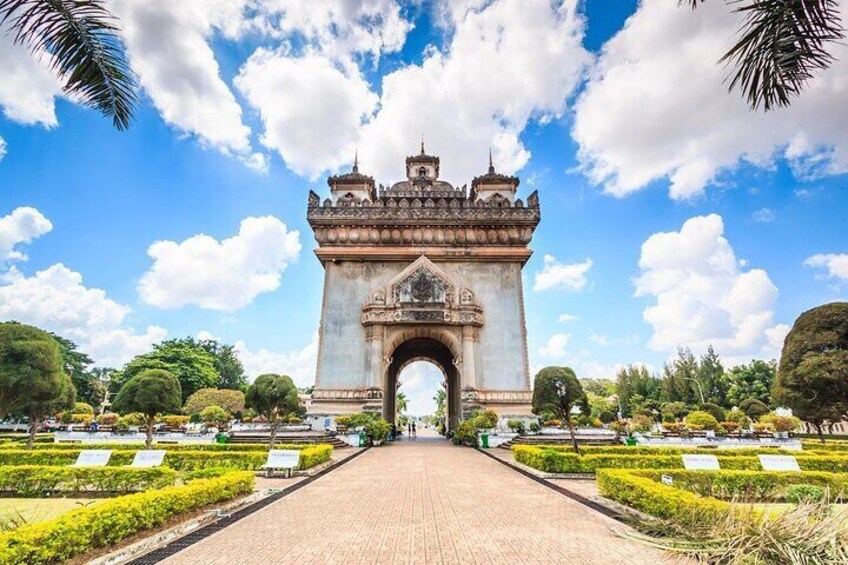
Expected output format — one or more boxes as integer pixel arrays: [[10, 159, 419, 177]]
[[307, 145, 540, 431]]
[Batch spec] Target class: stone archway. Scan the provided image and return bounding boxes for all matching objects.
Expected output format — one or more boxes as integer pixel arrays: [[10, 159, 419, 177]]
[[384, 337, 461, 432]]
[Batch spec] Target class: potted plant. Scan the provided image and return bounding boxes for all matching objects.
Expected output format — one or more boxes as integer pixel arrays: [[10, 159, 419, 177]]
[[760, 413, 801, 439]]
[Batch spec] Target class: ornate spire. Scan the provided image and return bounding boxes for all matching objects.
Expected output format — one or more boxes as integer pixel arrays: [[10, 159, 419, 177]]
[[420, 134, 425, 155], [353, 148, 359, 173], [488, 148, 494, 174]]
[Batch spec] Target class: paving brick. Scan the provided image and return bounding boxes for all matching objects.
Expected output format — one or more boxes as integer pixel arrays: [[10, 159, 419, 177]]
[[160, 436, 677, 565]]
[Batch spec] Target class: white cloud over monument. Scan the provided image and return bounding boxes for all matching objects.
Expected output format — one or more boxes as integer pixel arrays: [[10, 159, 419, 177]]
[[138, 216, 301, 311]]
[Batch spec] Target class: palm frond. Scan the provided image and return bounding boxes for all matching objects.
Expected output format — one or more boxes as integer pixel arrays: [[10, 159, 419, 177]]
[[723, 0, 844, 111], [0, 0, 138, 129], [683, 0, 845, 111]]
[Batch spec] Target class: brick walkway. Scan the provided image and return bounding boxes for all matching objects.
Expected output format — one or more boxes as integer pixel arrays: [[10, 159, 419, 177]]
[[159, 436, 675, 564]]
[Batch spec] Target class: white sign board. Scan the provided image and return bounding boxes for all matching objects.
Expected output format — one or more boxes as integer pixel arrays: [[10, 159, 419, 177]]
[[758, 454, 801, 472], [661, 474, 674, 486], [130, 450, 166, 468], [264, 450, 300, 469], [682, 454, 720, 471], [73, 450, 112, 467]]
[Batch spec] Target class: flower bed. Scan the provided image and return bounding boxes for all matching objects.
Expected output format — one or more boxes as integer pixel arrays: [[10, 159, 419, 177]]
[[0, 445, 333, 471], [0, 465, 176, 496], [0, 471, 254, 564], [512, 445, 848, 474]]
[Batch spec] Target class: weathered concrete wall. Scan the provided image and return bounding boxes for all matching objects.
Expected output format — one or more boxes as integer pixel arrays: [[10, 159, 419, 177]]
[[315, 258, 529, 392]]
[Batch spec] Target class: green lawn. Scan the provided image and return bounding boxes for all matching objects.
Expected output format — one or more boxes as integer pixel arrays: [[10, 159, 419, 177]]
[[0, 498, 98, 528]]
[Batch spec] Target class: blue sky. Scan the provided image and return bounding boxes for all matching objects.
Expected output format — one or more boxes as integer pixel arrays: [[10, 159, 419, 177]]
[[1, 0, 846, 415]]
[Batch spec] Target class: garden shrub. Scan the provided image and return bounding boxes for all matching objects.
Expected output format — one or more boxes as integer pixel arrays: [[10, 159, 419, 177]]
[[724, 408, 751, 429], [507, 419, 525, 434], [26, 442, 325, 452], [528, 422, 540, 433], [200, 405, 230, 424], [784, 484, 826, 504], [183, 388, 245, 417], [298, 445, 333, 468], [472, 409, 498, 429], [513, 445, 582, 472], [698, 403, 726, 423], [0, 471, 254, 564], [451, 421, 478, 446], [95, 413, 118, 426], [0, 465, 176, 496], [159, 415, 190, 428], [760, 413, 802, 433], [684, 410, 720, 431]]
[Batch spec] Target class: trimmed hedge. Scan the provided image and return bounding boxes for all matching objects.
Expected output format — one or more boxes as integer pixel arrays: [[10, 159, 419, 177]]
[[0, 471, 254, 564], [44, 442, 330, 452], [632, 469, 848, 501], [0, 445, 333, 471], [512, 445, 848, 474], [0, 465, 176, 496], [596, 468, 730, 522], [597, 468, 848, 523]]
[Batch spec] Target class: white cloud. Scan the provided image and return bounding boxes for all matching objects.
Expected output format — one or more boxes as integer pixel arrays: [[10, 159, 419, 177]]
[[259, 0, 412, 61], [538, 333, 570, 358], [0, 264, 165, 367], [573, 0, 848, 200], [0, 136, 6, 160], [235, 50, 378, 179], [110, 0, 265, 169], [0, 34, 62, 127], [138, 216, 301, 311], [534, 255, 592, 291], [0, 207, 52, 264], [234, 332, 318, 387], [234, 0, 589, 182], [589, 333, 610, 346], [752, 208, 775, 223], [805, 253, 848, 282], [635, 214, 784, 360], [558, 313, 579, 323]]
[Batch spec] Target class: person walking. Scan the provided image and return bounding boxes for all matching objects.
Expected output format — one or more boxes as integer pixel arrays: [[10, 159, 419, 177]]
[[412, 422, 417, 438], [407, 422, 412, 438]]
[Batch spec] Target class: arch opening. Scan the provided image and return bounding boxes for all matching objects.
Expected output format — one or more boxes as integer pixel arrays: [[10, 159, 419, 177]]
[[384, 337, 461, 432]]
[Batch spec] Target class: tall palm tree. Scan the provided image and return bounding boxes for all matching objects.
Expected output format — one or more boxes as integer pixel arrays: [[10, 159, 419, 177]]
[[396, 391, 408, 416], [1, 0, 138, 129], [683, 0, 844, 111]]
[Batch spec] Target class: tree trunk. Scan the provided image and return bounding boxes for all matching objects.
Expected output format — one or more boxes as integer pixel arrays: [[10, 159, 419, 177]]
[[27, 415, 40, 449], [816, 422, 825, 444], [269, 417, 278, 449], [146, 415, 154, 449], [567, 420, 579, 454]]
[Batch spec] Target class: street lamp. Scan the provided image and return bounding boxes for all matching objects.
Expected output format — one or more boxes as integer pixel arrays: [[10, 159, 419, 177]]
[[684, 377, 706, 404]]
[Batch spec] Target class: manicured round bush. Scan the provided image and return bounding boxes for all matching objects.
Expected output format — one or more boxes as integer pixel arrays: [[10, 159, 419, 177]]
[[698, 403, 726, 423], [760, 412, 802, 432], [684, 410, 720, 431], [507, 419, 525, 434], [740, 398, 770, 421], [472, 409, 498, 429], [599, 411, 616, 424], [724, 408, 752, 429], [200, 405, 230, 424]]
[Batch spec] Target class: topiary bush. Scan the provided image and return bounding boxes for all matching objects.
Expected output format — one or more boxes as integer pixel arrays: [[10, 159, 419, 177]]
[[507, 419, 525, 434], [698, 403, 726, 423], [472, 409, 498, 429], [684, 410, 720, 431], [760, 412, 802, 433], [740, 398, 770, 421]]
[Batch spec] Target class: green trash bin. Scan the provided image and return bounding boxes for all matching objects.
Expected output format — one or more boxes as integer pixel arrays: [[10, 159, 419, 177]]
[[215, 432, 228, 444], [625, 436, 637, 446], [480, 433, 489, 448], [359, 431, 366, 447]]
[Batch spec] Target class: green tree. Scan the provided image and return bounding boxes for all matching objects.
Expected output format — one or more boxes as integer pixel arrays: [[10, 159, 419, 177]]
[[183, 388, 245, 416], [615, 365, 661, 417], [244, 374, 301, 448], [197, 339, 247, 390], [740, 398, 771, 421], [698, 346, 728, 406], [726, 359, 776, 407], [532, 366, 590, 453], [111, 369, 181, 448], [662, 348, 700, 404], [683, 0, 844, 111], [433, 388, 446, 422], [580, 377, 616, 397], [111, 339, 219, 403], [774, 303, 848, 441], [0, 323, 76, 447], [660, 401, 690, 422], [0, 0, 138, 129], [50, 334, 105, 406], [396, 391, 408, 419]]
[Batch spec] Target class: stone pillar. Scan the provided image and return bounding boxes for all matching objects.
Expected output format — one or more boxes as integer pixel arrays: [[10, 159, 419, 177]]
[[461, 325, 478, 390], [363, 325, 384, 389]]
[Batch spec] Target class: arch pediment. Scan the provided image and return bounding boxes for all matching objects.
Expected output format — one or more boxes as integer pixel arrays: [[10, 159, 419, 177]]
[[362, 256, 483, 326]]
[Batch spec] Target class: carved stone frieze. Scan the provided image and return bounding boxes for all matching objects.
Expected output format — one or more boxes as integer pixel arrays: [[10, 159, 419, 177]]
[[362, 256, 484, 327]]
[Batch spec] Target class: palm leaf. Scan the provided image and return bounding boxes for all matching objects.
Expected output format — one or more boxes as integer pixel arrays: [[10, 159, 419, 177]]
[[0, 0, 138, 129], [681, 0, 845, 111]]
